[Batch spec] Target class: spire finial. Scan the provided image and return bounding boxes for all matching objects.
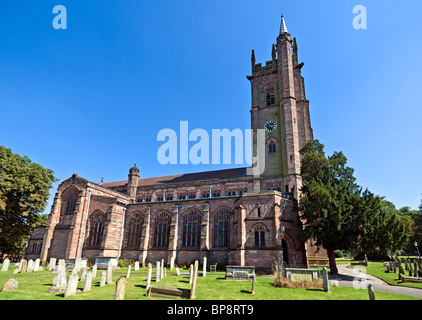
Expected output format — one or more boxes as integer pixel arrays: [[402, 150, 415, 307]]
[[279, 6, 288, 35]]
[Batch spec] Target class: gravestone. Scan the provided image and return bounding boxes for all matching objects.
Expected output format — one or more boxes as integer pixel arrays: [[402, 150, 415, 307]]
[[175, 267, 181, 276], [81, 268, 88, 282], [322, 267, 329, 292], [27, 259, 34, 272], [170, 256, 175, 270], [64, 274, 79, 298], [13, 267, 19, 274], [92, 264, 97, 278], [203, 257, 207, 277], [17, 259, 24, 272], [106, 260, 113, 284], [34, 258, 41, 271], [250, 274, 256, 294], [146, 263, 152, 290], [48, 258, 57, 271], [190, 260, 199, 299], [2, 278, 18, 291], [83, 271, 92, 292], [189, 264, 194, 284], [71, 267, 79, 281], [134, 261, 139, 271], [126, 265, 131, 279], [368, 283, 376, 300], [1, 258, 10, 272], [74, 258, 82, 272], [114, 277, 126, 300], [20, 260, 27, 273], [161, 259, 165, 279], [156, 261, 161, 282], [100, 272, 106, 287], [54, 264, 67, 288]]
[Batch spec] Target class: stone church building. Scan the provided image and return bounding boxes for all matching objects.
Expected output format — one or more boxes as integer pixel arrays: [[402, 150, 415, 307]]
[[25, 14, 328, 269]]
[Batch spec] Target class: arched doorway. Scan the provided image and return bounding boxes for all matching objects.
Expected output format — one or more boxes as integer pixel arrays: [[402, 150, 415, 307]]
[[282, 240, 289, 266]]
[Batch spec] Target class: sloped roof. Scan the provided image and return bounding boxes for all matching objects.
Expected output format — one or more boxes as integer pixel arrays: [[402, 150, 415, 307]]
[[101, 167, 250, 188]]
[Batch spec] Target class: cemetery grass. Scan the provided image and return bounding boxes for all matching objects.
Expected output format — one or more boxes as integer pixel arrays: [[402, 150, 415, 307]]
[[0, 266, 418, 300], [347, 262, 422, 289]]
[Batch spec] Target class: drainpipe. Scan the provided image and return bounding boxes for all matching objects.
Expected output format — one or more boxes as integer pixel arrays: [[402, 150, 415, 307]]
[[175, 203, 182, 265], [79, 188, 92, 258], [118, 207, 127, 259]]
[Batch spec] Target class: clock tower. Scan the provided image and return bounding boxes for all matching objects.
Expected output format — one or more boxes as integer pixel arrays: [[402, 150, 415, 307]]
[[247, 13, 313, 199]]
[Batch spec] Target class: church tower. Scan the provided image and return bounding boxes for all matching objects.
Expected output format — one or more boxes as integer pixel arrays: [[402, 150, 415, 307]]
[[248, 12, 313, 199]]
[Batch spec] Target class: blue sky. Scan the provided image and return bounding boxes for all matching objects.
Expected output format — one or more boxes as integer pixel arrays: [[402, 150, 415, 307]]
[[0, 0, 421, 213]]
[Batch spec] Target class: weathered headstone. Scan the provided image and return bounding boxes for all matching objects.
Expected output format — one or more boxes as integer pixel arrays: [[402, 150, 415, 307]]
[[114, 277, 126, 300], [2, 278, 18, 291], [190, 260, 199, 299], [54, 264, 67, 288], [13, 267, 19, 274], [155, 261, 161, 282], [80, 268, 87, 282], [161, 259, 165, 279], [48, 258, 57, 271], [189, 264, 194, 284], [175, 267, 181, 276], [100, 271, 106, 287], [27, 259, 34, 272], [250, 274, 256, 294], [106, 260, 113, 284], [20, 260, 27, 273], [92, 264, 97, 278], [1, 259, 10, 272], [126, 265, 131, 279], [34, 258, 41, 271], [71, 267, 79, 281], [368, 283, 376, 300], [64, 273, 78, 297], [134, 261, 139, 271], [83, 271, 92, 292], [17, 259, 24, 272], [322, 267, 329, 292], [74, 257, 82, 272], [203, 257, 207, 277], [146, 263, 152, 290], [170, 256, 175, 270]]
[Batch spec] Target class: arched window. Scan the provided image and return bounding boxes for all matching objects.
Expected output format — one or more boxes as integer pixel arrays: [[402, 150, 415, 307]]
[[182, 210, 202, 248], [254, 225, 265, 247], [127, 214, 144, 248], [153, 212, 171, 247], [213, 208, 231, 247], [267, 138, 278, 154], [88, 211, 106, 247], [212, 191, 221, 198], [202, 192, 210, 198], [265, 83, 276, 106], [61, 186, 79, 216]]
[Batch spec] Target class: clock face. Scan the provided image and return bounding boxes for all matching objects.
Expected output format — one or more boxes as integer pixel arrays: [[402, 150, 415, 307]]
[[264, 120, 277, 133]]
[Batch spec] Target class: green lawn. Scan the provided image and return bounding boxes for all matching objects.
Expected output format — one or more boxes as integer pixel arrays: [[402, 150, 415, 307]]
[[0, 265, 419, 300]]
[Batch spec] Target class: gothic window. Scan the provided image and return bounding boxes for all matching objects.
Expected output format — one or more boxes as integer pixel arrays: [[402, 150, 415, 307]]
[[213, 208, 231, 248], [88, 211, 106, 247], [153, 212, 171, 247], [166, 194, 173, 201], [267, 138, 278, 154], [254, 225, 266, 247], [212, 191, 221, 198], [188, 192, 196, 199], [182, 210, 202, 248], [178, 193, 187, 200], [265, 84, 276, 106], [202, 192, 210, 198], [61, 186, 79, 216], [126, 214, 144, 248]]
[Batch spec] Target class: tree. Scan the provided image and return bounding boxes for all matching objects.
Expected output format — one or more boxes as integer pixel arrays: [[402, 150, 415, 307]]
[[0, 146, 57, 258], [298, 140, 407, 274]]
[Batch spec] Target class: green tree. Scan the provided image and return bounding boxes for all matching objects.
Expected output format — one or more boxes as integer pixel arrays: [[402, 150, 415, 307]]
[[298, 140, 407, 274], [0, 146, 57, 258]]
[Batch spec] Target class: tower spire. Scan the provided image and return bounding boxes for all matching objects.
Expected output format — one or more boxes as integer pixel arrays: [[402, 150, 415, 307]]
[[279, 7, 288, 35]]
